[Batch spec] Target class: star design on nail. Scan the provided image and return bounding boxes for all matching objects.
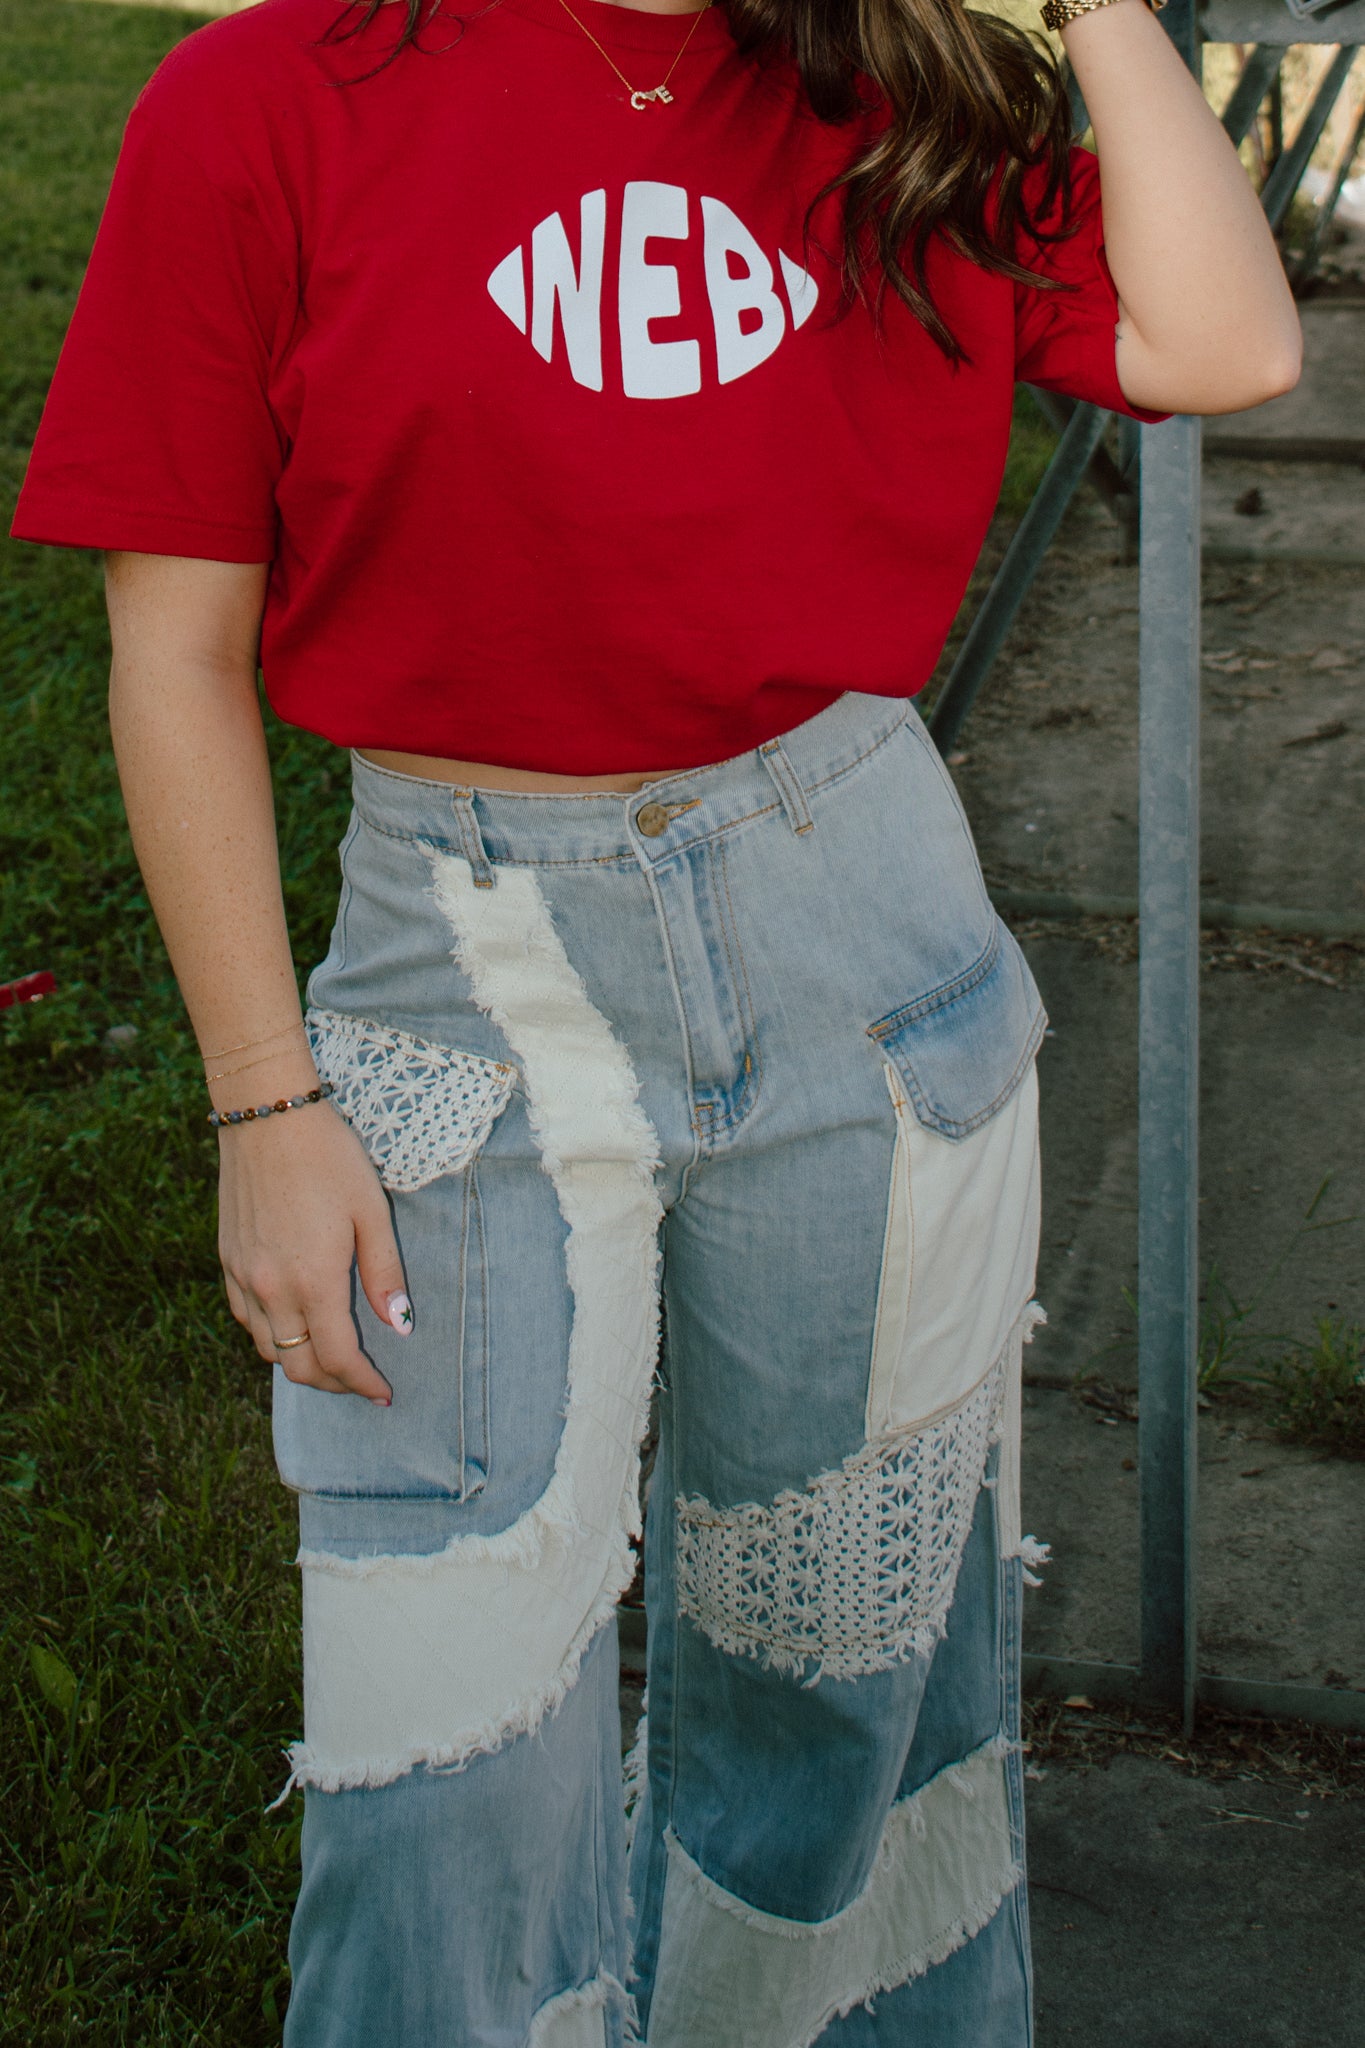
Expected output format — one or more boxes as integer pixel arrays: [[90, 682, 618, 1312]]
[[398, 1302, 413, 1328]]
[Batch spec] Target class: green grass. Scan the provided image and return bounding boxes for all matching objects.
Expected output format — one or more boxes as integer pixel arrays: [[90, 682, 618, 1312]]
[[1258, 1318, 1365, 1460], [0, 6, 354, 2039], [1105, 1179, 1365, 1460], [0, 3, 1068, 2037]]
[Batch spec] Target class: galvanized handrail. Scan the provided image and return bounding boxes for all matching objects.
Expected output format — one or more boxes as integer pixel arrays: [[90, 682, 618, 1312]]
[[926, 30, 1340, 764], [1260, 41, 1362, 227], [1136, 378, 1202, 1730], [926, 404, 1110, 755], [933, 5, 1365, 1734], [1294, 88, 1365, 276], [930, 29, 1362, 771]]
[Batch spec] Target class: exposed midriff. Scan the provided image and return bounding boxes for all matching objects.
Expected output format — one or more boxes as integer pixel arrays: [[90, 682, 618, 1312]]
[[357, 749, 689, 795]]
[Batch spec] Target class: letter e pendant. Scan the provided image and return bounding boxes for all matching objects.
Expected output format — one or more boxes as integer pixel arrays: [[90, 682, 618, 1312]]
[[629, 84, 674, 108]]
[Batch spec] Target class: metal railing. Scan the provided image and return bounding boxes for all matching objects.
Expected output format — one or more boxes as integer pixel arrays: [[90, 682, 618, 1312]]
[[934, 0, 1364, 1733]]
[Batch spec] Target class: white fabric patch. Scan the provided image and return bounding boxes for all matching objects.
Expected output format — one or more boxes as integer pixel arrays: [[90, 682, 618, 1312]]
[[645, 1736, 1020, 2048], [623, 1700, 649, 1859], [526, 1975, 617, 2048], [305, 1006, 516, 1193], [866, 1061, 1040, 1440], [676, 1348, 1006, 1682], [991, 1301, 1049, 1579], [284, 859, 663, 1793]]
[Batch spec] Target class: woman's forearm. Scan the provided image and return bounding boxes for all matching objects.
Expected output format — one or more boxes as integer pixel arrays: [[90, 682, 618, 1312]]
[[1061, 0, 1302, 415], [106, 553, 318, 1110], [105, 551, 402, 1402]]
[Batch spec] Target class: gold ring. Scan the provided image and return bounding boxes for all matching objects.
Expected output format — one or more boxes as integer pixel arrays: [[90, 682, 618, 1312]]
[[275, 1332, 311, 1351]]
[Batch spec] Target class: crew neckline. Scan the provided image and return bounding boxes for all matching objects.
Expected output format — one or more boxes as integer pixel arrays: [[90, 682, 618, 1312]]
[[499, 0, 734, 57]]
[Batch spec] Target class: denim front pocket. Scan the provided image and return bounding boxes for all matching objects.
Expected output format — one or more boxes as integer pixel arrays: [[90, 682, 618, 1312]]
[[866, 917, 1045, 1142], [305, 1007, 516, 1193], [270, 1010, 518, 1502]]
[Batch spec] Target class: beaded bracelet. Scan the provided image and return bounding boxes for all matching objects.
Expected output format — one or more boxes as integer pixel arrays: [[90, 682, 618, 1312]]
[[207, 1082, 335, 1129]]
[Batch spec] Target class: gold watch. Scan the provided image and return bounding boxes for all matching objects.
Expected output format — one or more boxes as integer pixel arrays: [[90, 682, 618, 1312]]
[[1040, 0, 1165, 29]]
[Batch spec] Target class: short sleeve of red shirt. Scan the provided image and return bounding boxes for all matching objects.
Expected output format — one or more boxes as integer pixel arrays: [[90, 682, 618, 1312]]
[[1013, 146, 1168, 423], [11, 45, 295, 561]]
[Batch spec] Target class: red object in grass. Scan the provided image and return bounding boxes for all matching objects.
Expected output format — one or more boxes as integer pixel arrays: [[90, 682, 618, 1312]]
[[0, 970, 57, 1009]]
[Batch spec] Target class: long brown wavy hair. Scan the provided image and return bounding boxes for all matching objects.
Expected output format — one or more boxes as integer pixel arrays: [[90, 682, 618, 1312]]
[[320, 0, 1075, 357]]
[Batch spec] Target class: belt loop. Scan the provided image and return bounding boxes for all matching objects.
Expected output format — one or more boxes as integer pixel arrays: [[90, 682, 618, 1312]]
[[758, 736, 814, 836], [450, 786, 496, 888]]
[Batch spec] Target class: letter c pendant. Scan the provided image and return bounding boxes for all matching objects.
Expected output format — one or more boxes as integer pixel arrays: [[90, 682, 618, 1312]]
[[629, 85, 674, 108]]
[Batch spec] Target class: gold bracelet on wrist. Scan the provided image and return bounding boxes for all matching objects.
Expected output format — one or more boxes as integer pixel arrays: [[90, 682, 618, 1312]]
[[205, 1042, 314, 1083], [1041, 0, 1164, 31], [199, 1020, 307, 1066]]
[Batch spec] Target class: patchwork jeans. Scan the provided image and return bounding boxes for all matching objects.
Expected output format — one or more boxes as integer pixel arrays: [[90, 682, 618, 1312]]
[[274, 692, 1049, 2048]]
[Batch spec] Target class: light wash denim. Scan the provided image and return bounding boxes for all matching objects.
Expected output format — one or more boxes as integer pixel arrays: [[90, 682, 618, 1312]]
[[274, 692, 1049, 2048]]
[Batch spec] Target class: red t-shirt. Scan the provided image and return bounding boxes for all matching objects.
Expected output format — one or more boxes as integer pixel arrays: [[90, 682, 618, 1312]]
[[11, 0, 1160, 772]]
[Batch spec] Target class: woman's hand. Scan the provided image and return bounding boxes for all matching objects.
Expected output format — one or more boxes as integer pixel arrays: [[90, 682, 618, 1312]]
[[217, 1100, 410, 1406]]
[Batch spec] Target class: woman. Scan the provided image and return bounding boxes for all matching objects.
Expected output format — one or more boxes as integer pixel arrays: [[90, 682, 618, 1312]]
[[12, 0, 1295, 2037]]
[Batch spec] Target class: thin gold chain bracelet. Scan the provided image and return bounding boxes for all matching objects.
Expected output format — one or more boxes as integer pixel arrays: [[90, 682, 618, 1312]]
[[204, 1042, 314, 1084], [200, 1020, 307, 1066]]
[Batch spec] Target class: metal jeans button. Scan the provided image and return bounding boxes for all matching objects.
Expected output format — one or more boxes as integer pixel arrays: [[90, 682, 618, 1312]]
[[635, 802, 670, 838]]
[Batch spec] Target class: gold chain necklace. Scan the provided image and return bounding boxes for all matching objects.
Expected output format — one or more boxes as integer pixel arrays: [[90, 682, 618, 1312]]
[[553, 0, 712, 109]]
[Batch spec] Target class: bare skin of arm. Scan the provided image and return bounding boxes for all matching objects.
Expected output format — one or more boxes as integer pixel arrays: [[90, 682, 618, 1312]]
[[106, 550, 403, 1405], [1063, 0, 1302, 416]]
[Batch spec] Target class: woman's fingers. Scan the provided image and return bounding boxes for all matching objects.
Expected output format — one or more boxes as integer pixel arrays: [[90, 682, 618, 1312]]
[[223, 1269, 251, 1331], [227, 1261, 392, 1403], [272, 1334, 358, 1400], [265, 1321, 392, 1405], [290, 1291, 392, 1405], [228, 1268, 392, 1402], [354, 1196, 414, 1340], [248, 1302, 283, 1366]]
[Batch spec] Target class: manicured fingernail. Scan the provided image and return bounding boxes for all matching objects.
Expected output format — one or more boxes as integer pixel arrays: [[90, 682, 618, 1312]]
[[370, 1394, 392, 1408], [386, 1291, 413, 1336]]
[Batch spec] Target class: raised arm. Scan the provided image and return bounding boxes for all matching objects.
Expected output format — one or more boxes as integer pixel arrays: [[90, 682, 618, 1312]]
[[1061, 0, 1302, 415], [106, 551, 405, 1404]]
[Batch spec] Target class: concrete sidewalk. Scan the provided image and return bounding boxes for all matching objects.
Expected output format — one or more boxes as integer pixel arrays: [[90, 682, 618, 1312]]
[[1027, 1751, 1363, 2047]]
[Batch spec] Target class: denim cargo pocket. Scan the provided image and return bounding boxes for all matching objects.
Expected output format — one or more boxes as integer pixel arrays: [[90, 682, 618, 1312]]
[[862, 917, 1045, 1439], [866, 916, 1045, 1142], [271, 1010, 518, 1502]]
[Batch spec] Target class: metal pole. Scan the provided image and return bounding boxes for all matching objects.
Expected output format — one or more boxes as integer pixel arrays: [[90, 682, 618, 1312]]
[[1219, 43, 1281, 144], [928, 404, 1109, 755], [1138, 419, 1202, 1728], [1027, 386, 1139, 534], [1137, 0, 1201, 1733], [1292, 91, 1365, 284], [1259, 43, 1361, 231], [1065, 63, 1091, 139]]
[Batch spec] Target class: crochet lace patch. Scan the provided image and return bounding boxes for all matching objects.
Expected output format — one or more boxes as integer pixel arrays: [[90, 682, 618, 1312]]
[[675, 1359, 1002, 1682], [305, 1007, 516, 1193]]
